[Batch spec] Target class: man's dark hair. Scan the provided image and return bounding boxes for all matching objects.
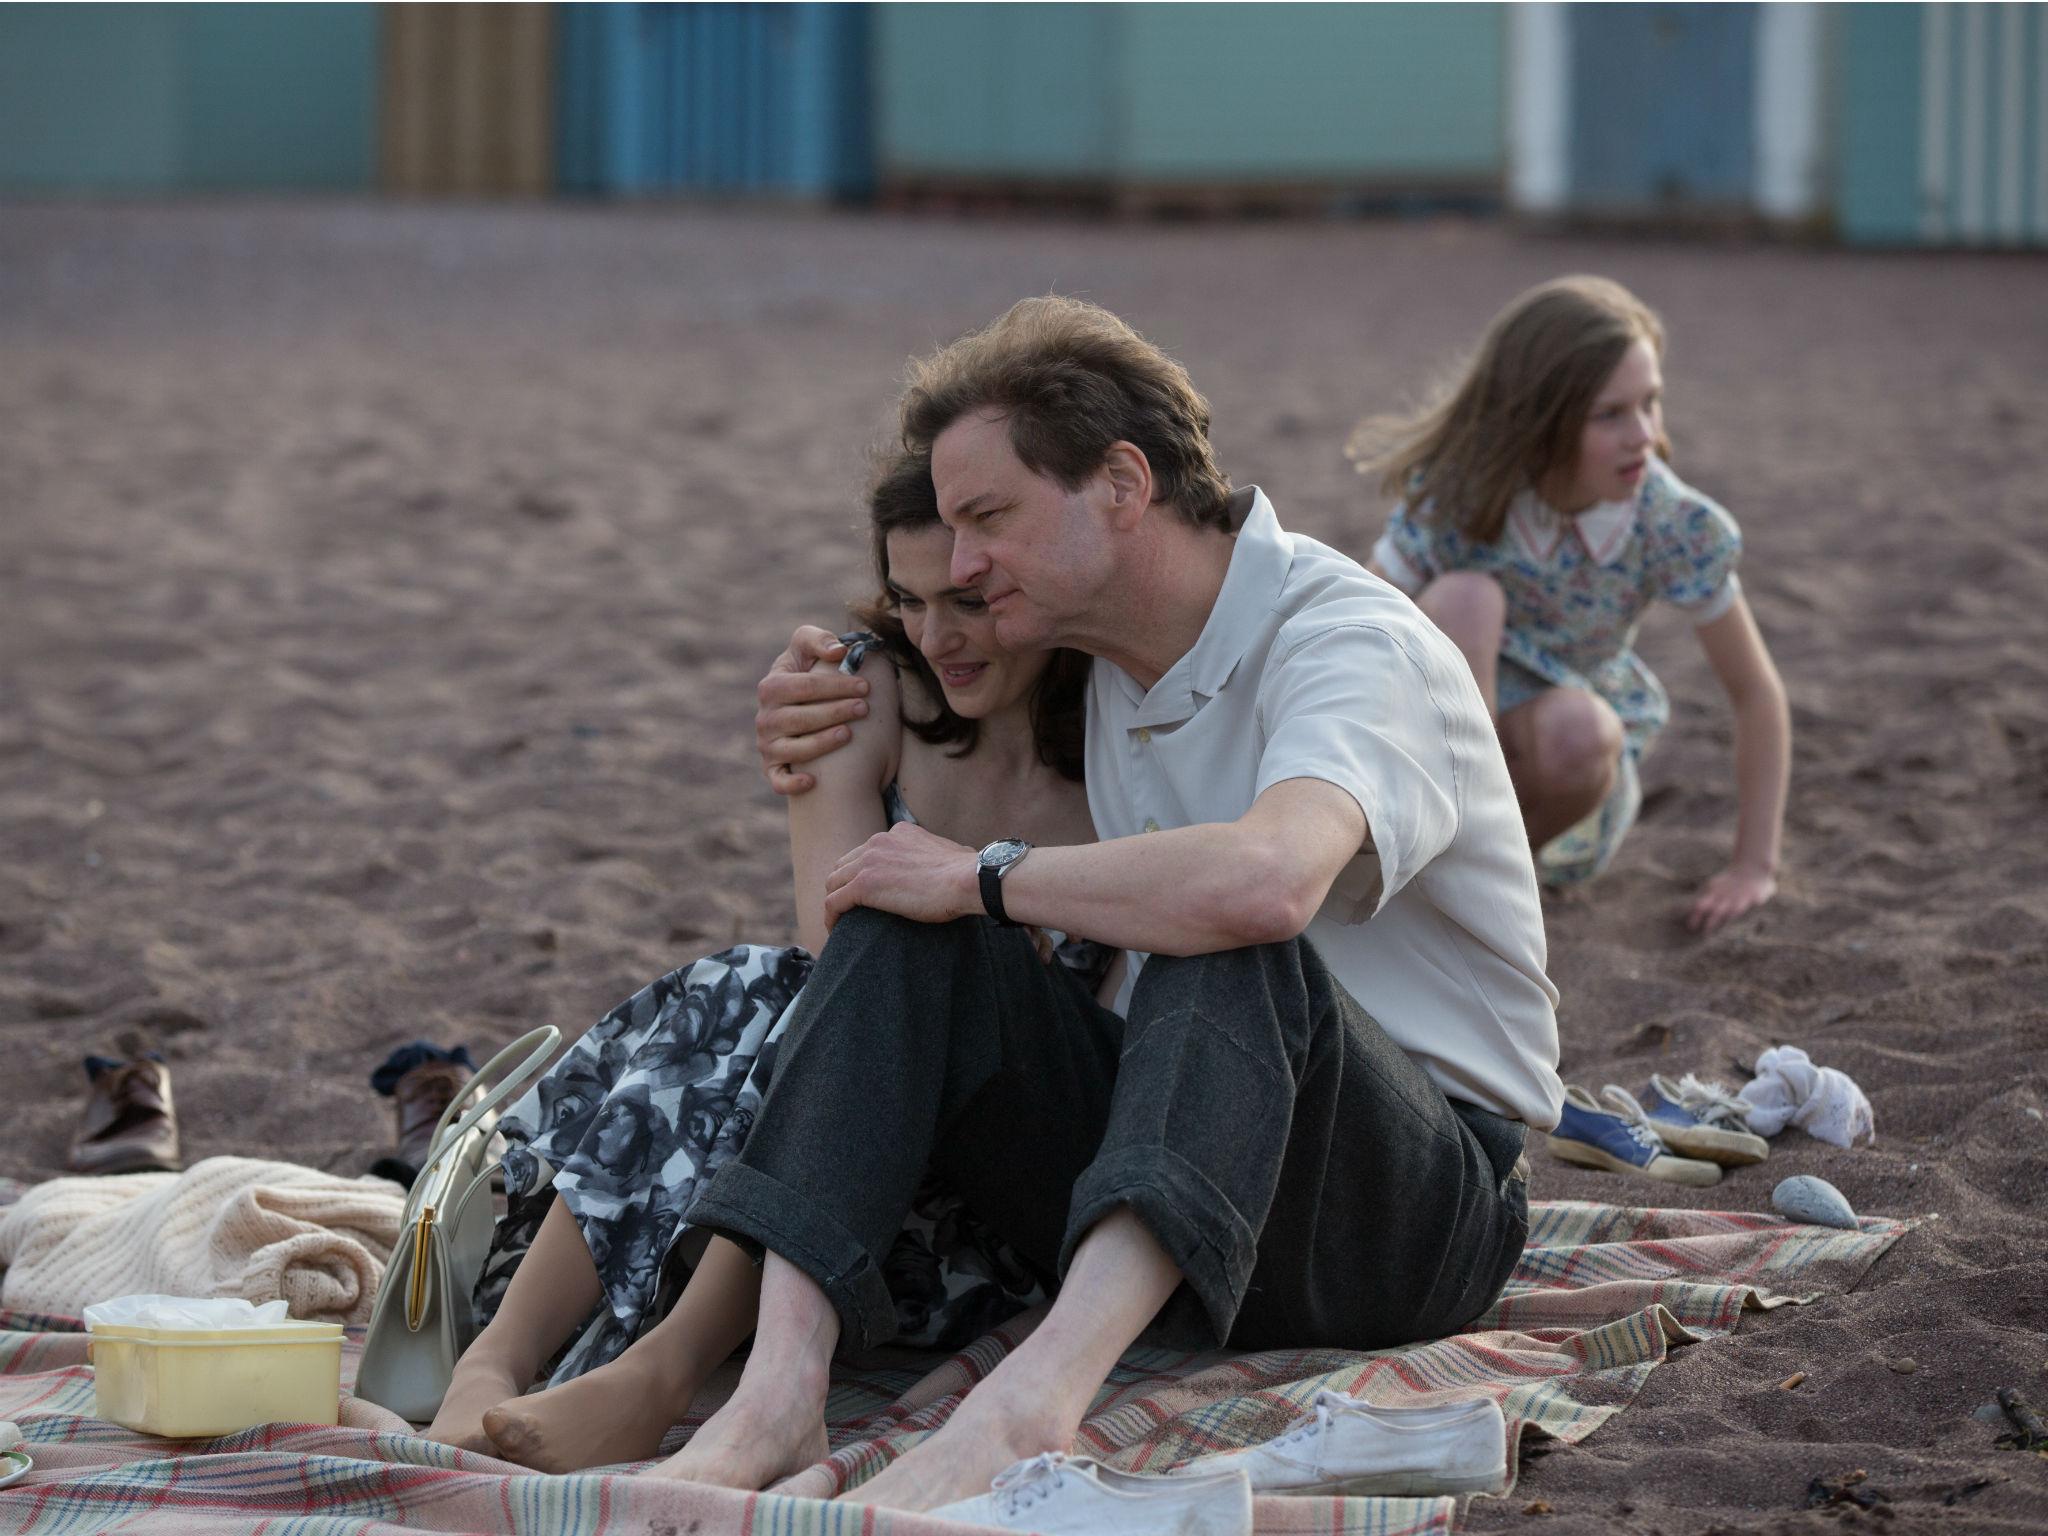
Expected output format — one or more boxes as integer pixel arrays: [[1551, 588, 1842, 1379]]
[[899, 296, 1233, 532]]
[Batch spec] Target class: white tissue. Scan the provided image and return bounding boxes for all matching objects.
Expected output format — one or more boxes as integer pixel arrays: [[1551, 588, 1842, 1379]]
[[1738, 1046, 1875, 1148], [0, 1421, 20, 1453], [82, 1295, 292, 1331]]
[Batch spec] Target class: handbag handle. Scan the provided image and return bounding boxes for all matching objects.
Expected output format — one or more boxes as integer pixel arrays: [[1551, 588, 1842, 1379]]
[[402, 1025, 561, 1226]]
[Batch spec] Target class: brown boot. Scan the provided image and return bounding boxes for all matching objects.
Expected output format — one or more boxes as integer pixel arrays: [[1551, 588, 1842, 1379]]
[[370, 1057, 477, 1187], [68, 1056, 181, 1175]]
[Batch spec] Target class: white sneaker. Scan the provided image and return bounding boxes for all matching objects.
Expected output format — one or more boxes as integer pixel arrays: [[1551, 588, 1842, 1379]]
[[930, 1452, 1252, 1535], [1167, 1391, 1508, 1498]]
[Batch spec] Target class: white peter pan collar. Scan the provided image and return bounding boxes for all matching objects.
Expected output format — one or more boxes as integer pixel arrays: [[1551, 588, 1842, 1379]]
[[1507, 488, 1637, 568]]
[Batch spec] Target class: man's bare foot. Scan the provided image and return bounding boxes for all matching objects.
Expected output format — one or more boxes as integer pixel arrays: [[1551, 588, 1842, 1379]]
[[484, 1352, 684, 1473], [848, 1386, 1068, 1512], [651, 1381, 828, 1488], [421, 1352, 526, 1455]]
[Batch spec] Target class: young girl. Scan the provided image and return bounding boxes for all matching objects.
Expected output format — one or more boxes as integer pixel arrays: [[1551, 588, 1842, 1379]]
[[421, 450, 1112, 1476], [1351, 275, 1789, 933]]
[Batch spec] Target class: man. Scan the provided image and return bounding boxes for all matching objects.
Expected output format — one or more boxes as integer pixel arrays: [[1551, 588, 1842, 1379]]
[[674, 297, 1563, 1511]]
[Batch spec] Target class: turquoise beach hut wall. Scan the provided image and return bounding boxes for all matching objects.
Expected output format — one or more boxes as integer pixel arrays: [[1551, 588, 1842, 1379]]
[[1835, 2, 2048, 247], [1508, 1, 2048, 247], [555, 2, 871, 198], [0, 2, 378, 193], [870, 2, 1505, 204]]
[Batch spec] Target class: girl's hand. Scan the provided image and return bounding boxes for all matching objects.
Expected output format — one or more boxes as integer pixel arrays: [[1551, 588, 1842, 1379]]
[[1687, 863, 1777, 934]]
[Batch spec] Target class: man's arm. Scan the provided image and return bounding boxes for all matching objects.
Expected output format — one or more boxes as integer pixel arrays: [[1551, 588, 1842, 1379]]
[[755, 626, 870, 795], [822, 777, 1366, 955]]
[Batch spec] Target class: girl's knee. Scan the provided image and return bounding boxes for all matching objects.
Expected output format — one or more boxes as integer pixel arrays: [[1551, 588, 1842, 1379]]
[[1417, 571, 1506, 632], [1532, 692, 1623, 789]]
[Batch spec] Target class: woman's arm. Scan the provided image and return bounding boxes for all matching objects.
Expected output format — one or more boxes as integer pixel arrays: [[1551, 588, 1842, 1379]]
[[787, 656, 902, 954], [1689, 591, 1790, 934]]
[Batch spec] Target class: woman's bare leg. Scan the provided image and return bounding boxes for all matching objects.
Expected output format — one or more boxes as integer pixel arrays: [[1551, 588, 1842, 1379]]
[[1416, 572, 1507, 715], [423, 1195, 602, 1452], [648, 1249, 837, 1486], [485, 1235, 763, 1472], [1500, 687, 1625, 846], [850, 1206, 1181, 1513]]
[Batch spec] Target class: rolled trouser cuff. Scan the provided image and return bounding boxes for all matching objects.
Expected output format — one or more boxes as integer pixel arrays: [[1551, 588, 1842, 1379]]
[[687, 1161, 899, 1356], [1062, 1143, 1259, 1347]]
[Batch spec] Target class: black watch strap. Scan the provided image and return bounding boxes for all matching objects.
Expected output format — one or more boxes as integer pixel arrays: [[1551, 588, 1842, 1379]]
[[979, 861, 1018, 927]]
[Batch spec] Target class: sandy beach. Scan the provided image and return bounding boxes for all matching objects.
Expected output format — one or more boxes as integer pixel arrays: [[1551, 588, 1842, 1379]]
[[1, 203, 2044, 1532]]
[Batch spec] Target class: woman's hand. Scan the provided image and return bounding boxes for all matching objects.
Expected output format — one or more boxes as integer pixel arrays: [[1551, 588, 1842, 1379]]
[[1687, 862, 1777, 934], [823, 823, 981, 931]]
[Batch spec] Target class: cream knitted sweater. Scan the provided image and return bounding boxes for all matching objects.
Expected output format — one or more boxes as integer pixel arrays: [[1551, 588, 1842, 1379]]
[[0, 1157, 404, 1323]]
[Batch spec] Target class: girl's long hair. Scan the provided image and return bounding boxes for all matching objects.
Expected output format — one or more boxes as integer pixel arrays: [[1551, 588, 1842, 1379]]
[[1347, 275, 1671, 545], [847, 450, 1089, 783]]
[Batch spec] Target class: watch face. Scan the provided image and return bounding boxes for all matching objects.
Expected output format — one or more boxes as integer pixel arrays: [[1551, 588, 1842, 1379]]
[[979, 838, 1030, 869]]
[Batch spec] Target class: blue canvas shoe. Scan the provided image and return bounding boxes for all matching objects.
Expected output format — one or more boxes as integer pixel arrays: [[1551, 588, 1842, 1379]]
[[1631, 1074, 1769, 1166], [1546, 1085, 1722, 1186]]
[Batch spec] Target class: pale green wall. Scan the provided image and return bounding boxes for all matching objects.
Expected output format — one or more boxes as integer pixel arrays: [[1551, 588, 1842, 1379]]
[[874, 3, 1118, 177], [1119, 4, 1501, 179], [0, 6, 185, 189], [874, 2, 1504, 184], [0, 3, 377, 193]]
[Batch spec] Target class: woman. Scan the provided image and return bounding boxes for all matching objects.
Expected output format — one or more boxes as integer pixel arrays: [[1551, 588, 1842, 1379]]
[[422, 449, 1112, 1475]]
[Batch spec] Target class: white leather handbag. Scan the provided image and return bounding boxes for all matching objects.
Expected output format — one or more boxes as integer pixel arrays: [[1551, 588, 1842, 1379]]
[[354, 1025, 560, 1423]]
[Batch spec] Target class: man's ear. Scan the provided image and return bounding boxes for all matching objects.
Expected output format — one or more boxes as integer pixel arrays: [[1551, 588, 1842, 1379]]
[[1099, 441, 1154, 530]]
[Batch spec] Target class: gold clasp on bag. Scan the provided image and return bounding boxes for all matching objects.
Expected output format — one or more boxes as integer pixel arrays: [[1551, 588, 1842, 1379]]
[[405, 1207, 436, 1331]]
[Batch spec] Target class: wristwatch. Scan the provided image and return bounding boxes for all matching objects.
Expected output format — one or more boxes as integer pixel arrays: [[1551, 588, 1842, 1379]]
[[976, 838, 1033, 927]]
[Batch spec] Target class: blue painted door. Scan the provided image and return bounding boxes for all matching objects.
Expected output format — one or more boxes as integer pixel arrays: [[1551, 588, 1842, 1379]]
[[557, 3, 871, 198], [1569, 3, 1756, 211]]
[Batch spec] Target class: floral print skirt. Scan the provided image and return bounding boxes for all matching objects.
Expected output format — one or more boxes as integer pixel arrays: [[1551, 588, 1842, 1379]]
[[473, 943, 1045, 1388]]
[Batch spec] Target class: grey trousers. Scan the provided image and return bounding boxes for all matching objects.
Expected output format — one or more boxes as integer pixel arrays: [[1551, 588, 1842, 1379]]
[[687, 908, 1528, 1355]]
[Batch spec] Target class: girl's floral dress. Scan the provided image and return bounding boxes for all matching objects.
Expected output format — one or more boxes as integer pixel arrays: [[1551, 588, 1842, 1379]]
[[1371, 456, 1742, 884]]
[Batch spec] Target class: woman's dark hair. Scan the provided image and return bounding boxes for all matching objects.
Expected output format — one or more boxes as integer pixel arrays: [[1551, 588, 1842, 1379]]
[[848, 449, 1089, 782]]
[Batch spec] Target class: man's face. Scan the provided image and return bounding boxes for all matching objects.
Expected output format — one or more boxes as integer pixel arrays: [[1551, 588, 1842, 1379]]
[[931, 409, 1112, 652]]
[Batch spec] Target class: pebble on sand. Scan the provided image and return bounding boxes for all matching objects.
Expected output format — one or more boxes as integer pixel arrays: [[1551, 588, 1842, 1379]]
[[1773, 1175, 1859, 1230]]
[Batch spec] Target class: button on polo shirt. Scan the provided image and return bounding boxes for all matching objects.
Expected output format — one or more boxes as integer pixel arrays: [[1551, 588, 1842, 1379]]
[[1085, 487, 1564, 1129]]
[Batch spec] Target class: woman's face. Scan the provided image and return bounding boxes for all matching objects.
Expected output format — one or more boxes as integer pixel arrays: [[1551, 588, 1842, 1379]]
[[886, 524, 1050, 720], [1562, 337, 1662, 512]]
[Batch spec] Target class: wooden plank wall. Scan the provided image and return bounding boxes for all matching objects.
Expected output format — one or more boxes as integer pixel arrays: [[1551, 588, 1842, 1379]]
[[381, 3, 553, 195]]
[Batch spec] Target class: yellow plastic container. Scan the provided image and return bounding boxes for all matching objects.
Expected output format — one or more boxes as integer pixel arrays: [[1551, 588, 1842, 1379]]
[[89, 1321, 344, 1437]]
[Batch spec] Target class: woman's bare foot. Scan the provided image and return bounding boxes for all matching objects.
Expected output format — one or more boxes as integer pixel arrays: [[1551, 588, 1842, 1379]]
[[421, 1351, 527, 1455], [483, 1351, 688, 1473], [651, 1372, 829, 1488], [847, 1384, 1067, 1513]]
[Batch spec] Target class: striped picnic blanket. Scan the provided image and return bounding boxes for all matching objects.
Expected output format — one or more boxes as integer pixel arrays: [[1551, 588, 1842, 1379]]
[[0, 1199, 1907, 1535]]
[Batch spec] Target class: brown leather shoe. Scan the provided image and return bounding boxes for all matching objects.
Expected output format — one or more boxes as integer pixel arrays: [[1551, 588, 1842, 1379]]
[[368, 1057, 478, 1187], [394, 1059, 475, 1167], [68, 1056, 182, 1175]]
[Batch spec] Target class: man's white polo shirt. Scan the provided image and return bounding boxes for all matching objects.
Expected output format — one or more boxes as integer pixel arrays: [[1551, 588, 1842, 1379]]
[[1086, 487, 1564, 1129]]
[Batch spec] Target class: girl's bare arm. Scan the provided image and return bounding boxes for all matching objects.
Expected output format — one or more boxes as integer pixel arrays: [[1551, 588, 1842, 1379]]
[[1690, 592, 1790, 932]]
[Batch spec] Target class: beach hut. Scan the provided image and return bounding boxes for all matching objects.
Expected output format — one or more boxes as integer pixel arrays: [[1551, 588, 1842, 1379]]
[[870, 2, 1505, 211], [0, 3, 378, 194], [1507, 2, 1827, 227], [554, 2, 872, 199], [380, 3, 554, 196], [1835, 2, 2048, 247], [1508, 1, 2048, 247]]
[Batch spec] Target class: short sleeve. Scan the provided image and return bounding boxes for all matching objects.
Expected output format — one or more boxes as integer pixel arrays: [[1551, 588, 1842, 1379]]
[[1370, 501, 1437, 596], [1254, 623, 1460, 923], [1647, 493, 1743, 625]]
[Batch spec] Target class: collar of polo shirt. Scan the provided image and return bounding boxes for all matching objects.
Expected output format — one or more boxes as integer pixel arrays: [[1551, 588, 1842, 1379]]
[[1110, 487, 1291, 731]]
